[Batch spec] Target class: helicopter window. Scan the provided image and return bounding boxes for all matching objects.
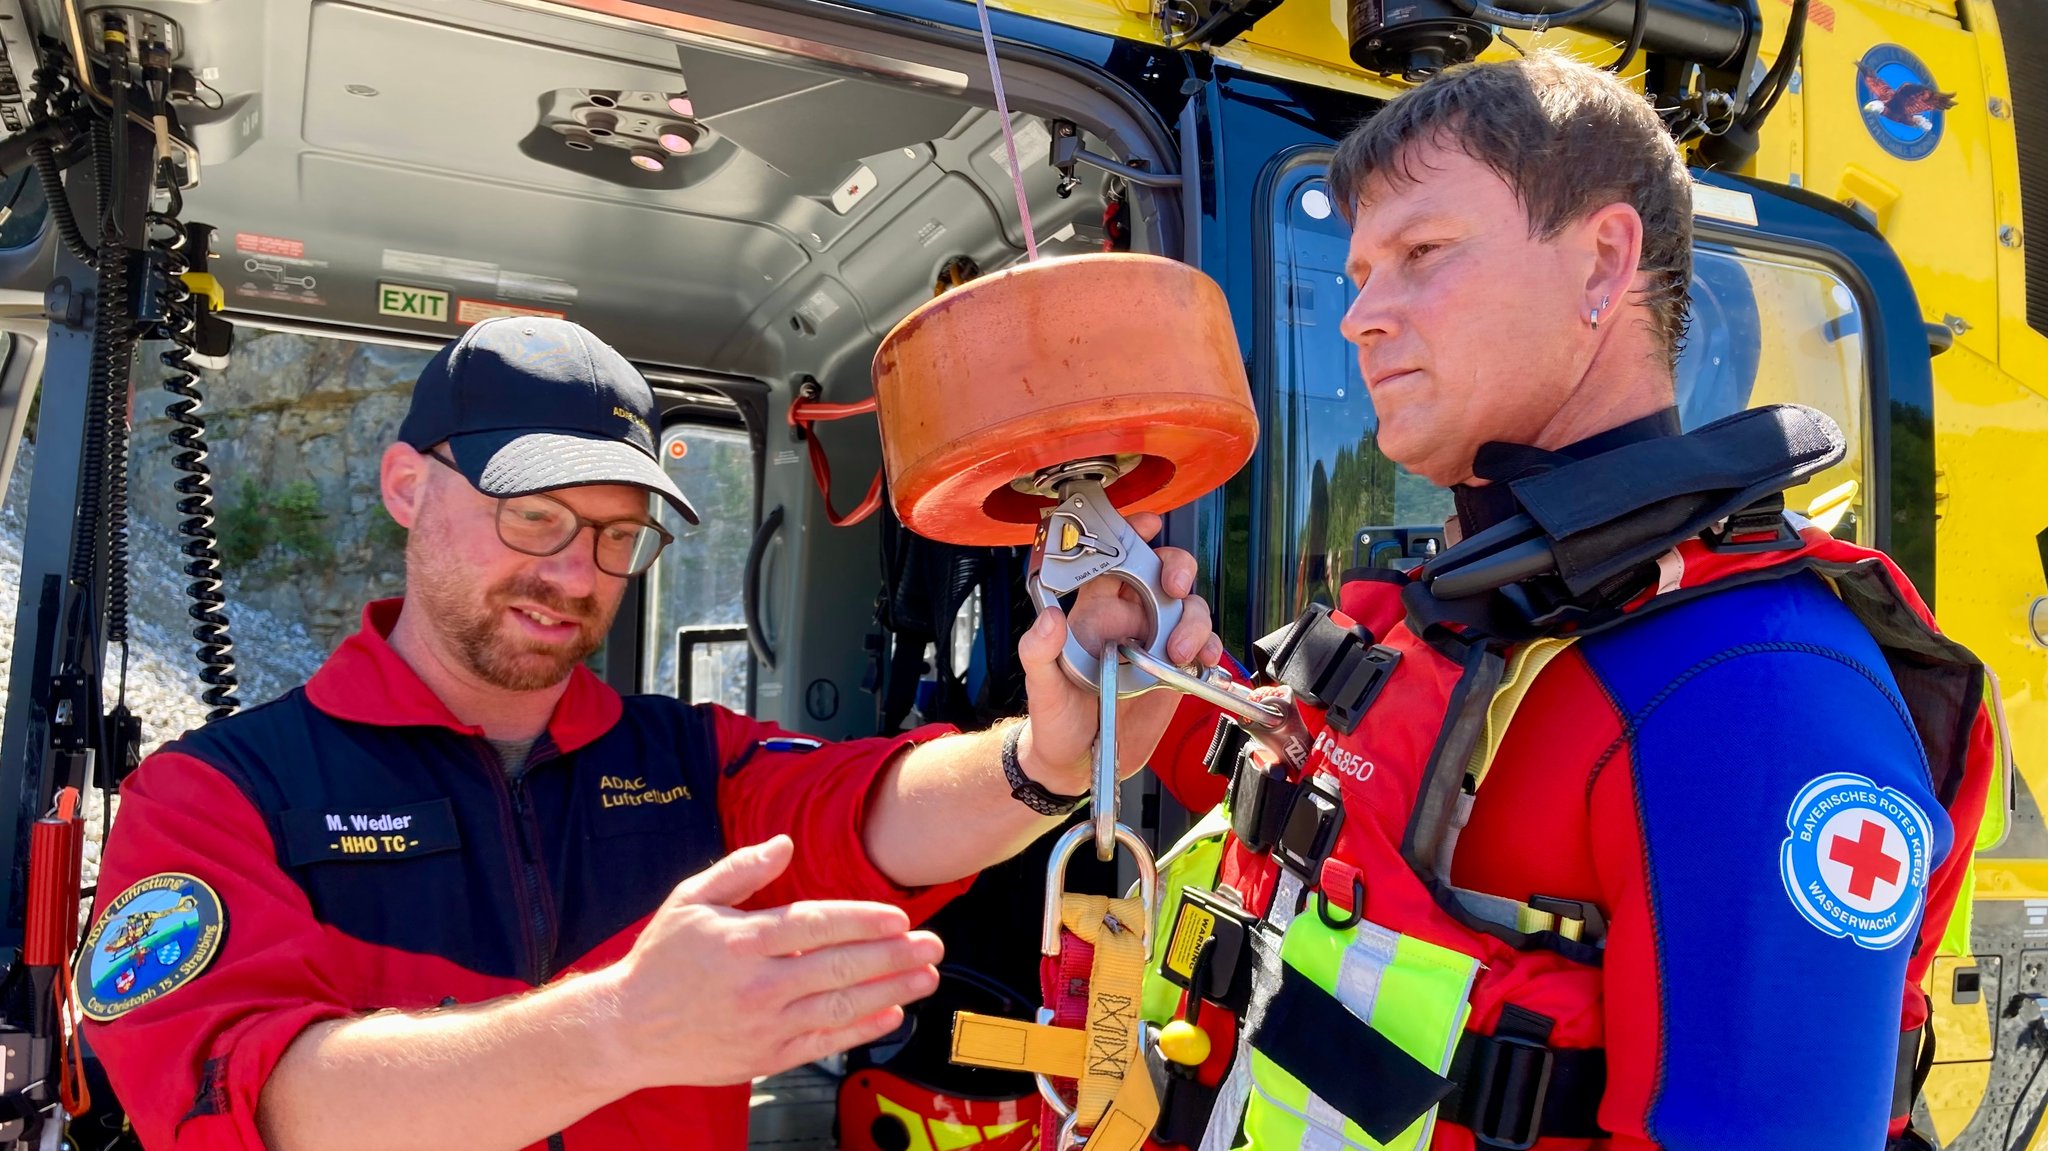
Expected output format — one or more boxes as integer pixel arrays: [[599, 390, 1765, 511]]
[[1681, 245, 1870, 543], [1245, 167, 1875, 637], [642, 420, 755, 712], [0, 166, 49, 253], [1253, 169, 1455, 629]]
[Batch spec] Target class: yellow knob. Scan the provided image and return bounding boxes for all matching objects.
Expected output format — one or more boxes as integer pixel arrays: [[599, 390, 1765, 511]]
[[1158, 1020, 1211, 1066]]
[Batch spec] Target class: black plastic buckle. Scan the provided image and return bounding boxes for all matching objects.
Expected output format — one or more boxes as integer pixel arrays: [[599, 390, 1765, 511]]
[[1228, 760, 1298, 855], [1526, 895, 1607, 946], [1703, 496, 1801, 554], [1274, 773, 1346, 878], [1204, 715, 1250, 778], [1159, 886, 1254, 1011], [1251, 606, 1402, 736], [1325, 644, 1401, 735], [1469, 1035, 1554, 1151]]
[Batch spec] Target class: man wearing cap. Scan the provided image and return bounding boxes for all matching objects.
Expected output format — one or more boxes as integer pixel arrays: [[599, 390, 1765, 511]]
[[81, 317, 1222, 1151]]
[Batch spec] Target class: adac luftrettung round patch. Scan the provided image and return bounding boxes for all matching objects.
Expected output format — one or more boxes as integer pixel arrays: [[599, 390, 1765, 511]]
[[1855, 44, 1957, 161], [1779, 773, 1932, 951], [77, 872, 225, 1022]]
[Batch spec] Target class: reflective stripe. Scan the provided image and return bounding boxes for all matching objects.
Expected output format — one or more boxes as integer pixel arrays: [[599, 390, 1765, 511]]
[[1199, 869, 1307, 1151], [1301, 1093, 1352, 1151], [1254, 1082, 1372, 1151], [1432, 791, 1476, 882], [1333, 921, 1399, 1018], [1298, 923, 1403, 1151], [1448, 887, 1529, 934], [1448, 885, 1597, 944]]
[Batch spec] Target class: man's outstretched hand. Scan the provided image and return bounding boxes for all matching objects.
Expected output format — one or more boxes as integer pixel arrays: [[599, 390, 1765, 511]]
[[592, 837, 943, 1089]]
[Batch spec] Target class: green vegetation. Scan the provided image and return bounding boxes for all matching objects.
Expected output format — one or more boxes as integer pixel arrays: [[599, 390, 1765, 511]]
[[219, 479, 333, 574]]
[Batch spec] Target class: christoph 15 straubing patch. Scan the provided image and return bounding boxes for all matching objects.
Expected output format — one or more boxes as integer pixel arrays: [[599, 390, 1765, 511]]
[[77, 872, 226, 1021]]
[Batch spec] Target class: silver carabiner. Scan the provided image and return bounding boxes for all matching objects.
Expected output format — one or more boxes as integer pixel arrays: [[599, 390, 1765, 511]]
[[1094, 642, 1119, 860], [1119, 643, 1314, 770], [1026, 472, 1184, 698]]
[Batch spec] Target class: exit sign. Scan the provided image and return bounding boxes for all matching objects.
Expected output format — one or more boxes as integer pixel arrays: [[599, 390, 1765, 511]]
[[378, 283, 449, 322]]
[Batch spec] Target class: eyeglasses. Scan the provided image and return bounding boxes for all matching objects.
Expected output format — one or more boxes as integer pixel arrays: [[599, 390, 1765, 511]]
[[428, 451, 675, 577]]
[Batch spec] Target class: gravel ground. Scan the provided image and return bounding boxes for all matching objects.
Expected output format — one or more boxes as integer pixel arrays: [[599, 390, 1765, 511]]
[[0, 441, 328, 879]]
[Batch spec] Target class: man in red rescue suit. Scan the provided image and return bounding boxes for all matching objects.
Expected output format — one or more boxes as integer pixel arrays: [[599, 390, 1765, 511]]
[[1138, 55, 1996, 1151], [79, 316, 1226, 1151]]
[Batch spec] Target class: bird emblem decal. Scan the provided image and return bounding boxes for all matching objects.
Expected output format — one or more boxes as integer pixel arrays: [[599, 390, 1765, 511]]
[[1857, 60, 1957, 134]]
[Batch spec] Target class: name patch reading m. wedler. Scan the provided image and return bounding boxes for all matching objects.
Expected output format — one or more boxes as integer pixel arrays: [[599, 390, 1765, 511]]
[[278, 799, 461, 865]]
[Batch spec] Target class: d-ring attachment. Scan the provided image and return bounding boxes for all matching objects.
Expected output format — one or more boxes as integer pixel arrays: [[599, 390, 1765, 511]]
[[1316, 876, 1366, 930], [1037, 819, 1160, 1138], [1042, 822, 1159, 955]]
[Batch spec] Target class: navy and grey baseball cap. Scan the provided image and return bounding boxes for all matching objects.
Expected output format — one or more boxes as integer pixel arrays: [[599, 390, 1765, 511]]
[[398, 317, 698, 524]]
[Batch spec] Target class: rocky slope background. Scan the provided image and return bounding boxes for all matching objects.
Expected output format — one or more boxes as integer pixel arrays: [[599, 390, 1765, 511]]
[[0, 330, 433, 879], [128, 331, 435, 647], [0, 329, 434, 754]]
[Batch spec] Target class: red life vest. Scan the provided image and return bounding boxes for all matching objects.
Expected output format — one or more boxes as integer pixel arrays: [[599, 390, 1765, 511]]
[[1160, 525, 1996, 1151]]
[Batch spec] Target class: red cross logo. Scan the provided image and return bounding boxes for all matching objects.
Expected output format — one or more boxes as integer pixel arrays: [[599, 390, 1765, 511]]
[[1828, 818, 1902, 900]]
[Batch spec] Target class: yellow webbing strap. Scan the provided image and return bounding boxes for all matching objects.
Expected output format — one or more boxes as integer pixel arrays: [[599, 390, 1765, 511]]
[[1061, 894, 1148, 1125], [1082, 1046, 1164, 1151], [952, 1013, 1089, 1072], [949, 893, 1159, 1151], [1465, 637, 1575, 790]]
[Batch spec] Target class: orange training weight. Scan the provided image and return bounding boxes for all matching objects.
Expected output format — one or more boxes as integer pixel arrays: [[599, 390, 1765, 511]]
[[871, 253, 1258, 546]]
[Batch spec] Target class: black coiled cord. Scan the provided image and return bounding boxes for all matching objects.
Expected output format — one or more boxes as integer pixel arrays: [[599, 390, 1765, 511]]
[[29, 137, 92, 266], [64, 119, 121, 608], [28, 58, 93, 266], [90, 120, 138, 656], [149, 179, 238, 719]]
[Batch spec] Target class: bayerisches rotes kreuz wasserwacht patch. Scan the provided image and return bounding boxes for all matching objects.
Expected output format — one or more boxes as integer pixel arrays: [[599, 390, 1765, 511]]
[[1780, 773, 1932, 950]]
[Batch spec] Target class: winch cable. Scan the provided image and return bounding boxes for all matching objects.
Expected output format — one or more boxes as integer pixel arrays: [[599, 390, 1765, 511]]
[[971, 0, 1040, 262], [788, 0, 1045, 524]]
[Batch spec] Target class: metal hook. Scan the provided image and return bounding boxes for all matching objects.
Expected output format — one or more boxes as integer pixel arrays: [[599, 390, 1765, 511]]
[[1316, 876, 1365, 930], [1094, 638, 1119, 861]]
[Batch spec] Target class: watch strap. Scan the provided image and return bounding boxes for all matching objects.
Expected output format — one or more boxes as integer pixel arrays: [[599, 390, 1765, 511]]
[[1002, 724, 1087, 816]]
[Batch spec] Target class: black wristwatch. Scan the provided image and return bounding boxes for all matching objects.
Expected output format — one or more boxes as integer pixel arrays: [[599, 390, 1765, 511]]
[[1002, 724, 1087, 816]]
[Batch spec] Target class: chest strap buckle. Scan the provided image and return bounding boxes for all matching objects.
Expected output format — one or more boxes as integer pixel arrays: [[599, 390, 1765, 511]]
[[1443, 1027, 1608, 1149], [1459, 1034, 1552, 1151], [1252, 604, 1402, 735]]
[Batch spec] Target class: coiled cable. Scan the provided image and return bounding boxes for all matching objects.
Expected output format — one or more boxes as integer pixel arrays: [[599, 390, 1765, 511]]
[[90, 117, 137, 657], [27, 58, 94, 266], [63, 118, 120, 608], [150, 181, 237, 718]]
